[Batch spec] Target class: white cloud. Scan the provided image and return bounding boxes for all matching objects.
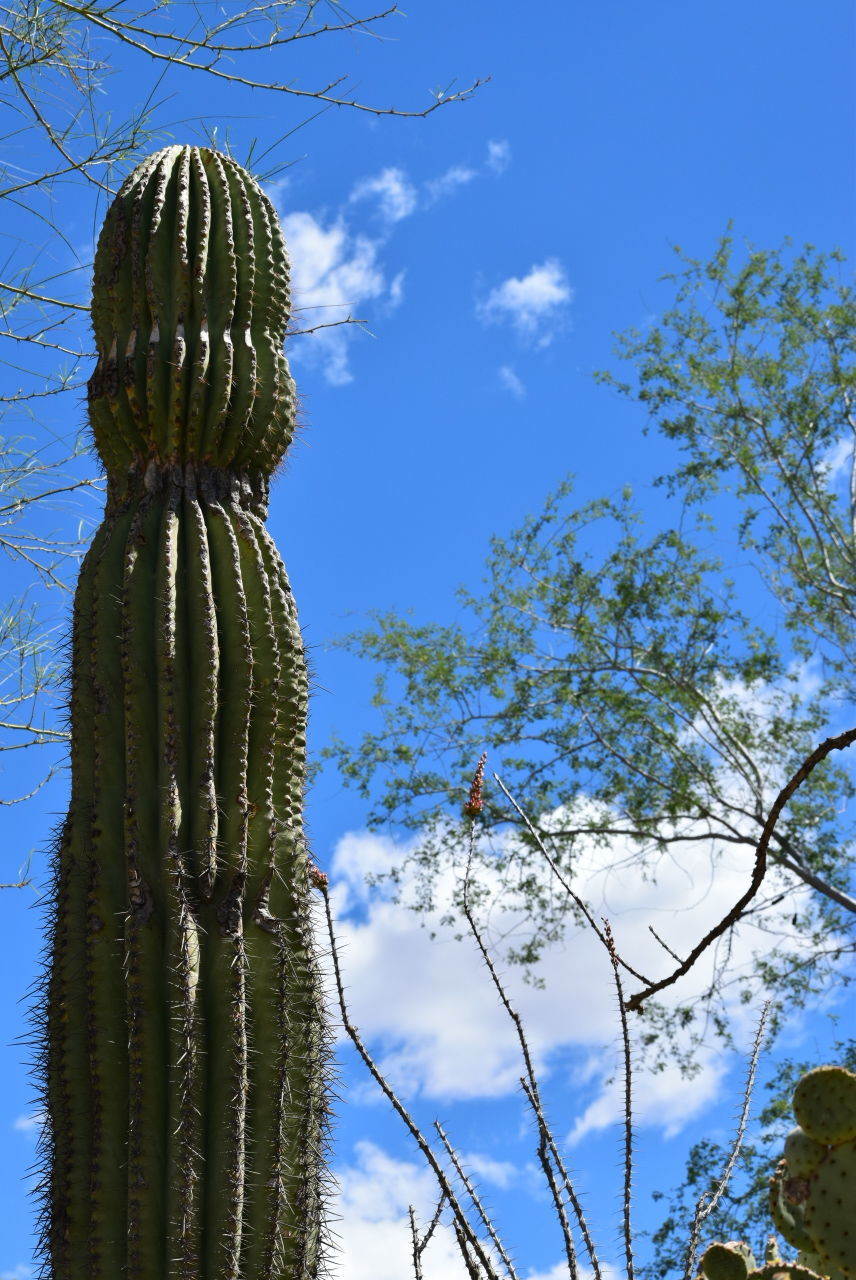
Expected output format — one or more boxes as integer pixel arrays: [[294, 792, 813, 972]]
[[478, 259, 572, 345], [334, 1140, 472, 1280], [282, 210, 391, 385], [334, 1139, 622, 1280], [425, 164, 477, 203], [486, 139, 511, 174], [326, 787, 830, 1142], [455, 1150, 518, 1189], [13, 1110, 43, 1135], [526, 1265, 623, 1280], [276, 146, 513, 382], [0, 1267, 35, 1280], [498, 365, 526, 399], [388, 270, 406, 309], [349, 167, 418, 223], [820, 434, 853, 486]]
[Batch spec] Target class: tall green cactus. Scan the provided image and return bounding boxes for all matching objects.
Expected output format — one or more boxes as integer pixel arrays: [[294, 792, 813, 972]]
[[36, 145, 330, 1279]]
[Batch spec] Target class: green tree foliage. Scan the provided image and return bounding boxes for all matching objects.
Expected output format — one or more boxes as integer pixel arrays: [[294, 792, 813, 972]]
[[328, 237, 856, 1039]]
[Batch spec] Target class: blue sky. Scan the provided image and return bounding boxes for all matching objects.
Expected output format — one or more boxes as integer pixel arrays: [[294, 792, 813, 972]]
[[1, 2, 855, 1276]]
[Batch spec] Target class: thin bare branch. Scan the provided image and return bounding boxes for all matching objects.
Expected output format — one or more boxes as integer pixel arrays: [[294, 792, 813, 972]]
[[680, 1002, 770, 1280], [318, 881, 501, 1279], [408, 1192, 447, 1280], [494, 773, 653, 988], [434, 1120, 519, 1280], [460, 800, 600, 1279], [603, 920, 634, 1280], [624, 727, 856, 1013]]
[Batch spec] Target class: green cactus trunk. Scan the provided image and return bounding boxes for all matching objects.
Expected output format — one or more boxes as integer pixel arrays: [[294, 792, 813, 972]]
[[37, 145, 330, 1280]]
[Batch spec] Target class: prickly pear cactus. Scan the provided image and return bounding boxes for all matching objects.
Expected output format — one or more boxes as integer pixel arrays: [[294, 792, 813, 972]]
[[699, 1236, 834, 1279], [699, 1066, 856, 1280], [769, 1066, 856, 1280], [37, 145, 330, 1280]]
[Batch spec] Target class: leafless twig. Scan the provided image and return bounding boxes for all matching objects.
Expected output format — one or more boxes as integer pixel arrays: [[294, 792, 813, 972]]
[[460, 798, 600, 1279], [680, 1002, 771, 1280], [408, 1194, 447, 1280], [603, 920, 634, 1280], [494, 773, 653, 988], [319, 882, 502, 1278]]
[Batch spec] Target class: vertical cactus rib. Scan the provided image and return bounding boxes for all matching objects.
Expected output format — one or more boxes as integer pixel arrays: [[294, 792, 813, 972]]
[[200, 151, 237, 464], [122, 489, 169, 1280], [186, 152, 212, 460], [46, 517, 110, 1278], [202, 495, 252, 1278], [219, 160, 257, 463], [156, 481, 203, 1277], [256, 523, 329, 1278], [232, 506, 285, 1278], [41, 144, 330, 1280], [184, 482, 219, 897], [144, 153, 174, 454], [85, 502, 136, 1276]]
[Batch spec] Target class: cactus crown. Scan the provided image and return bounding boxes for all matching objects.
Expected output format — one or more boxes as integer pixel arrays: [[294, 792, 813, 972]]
[[88, 144, 296, 477]]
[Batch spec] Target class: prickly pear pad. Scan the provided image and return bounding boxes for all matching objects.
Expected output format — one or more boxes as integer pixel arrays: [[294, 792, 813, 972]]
[[793, 1067, 856, 1146]]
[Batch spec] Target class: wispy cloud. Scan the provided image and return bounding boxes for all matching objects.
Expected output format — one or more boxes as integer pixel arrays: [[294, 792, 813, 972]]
[[478, 259, 572, 345], [388, 270, 406, 308], [455, 1150, 518, 1189], [820, 434, 853, 486], [13, 1111, 43, 1135], [276, 144, 512, 383], [425, 164, 477, 203], [498, 365, 526, 398], [334, 1140, 471, 1279], [486, 139, 511, 174], [349, 166, 418, 223], [282, 210, 390, 385]]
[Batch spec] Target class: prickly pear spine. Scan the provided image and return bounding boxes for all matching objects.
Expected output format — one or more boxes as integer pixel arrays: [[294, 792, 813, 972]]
[[37, 145, 330, 1280]]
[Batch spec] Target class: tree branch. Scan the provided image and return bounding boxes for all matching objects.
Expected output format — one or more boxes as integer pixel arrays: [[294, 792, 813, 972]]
[[624, 727, 856, 1013]]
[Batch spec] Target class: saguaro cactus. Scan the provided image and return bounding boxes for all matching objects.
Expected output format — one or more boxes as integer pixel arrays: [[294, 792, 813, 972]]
[[37, 145, 330, 1279]]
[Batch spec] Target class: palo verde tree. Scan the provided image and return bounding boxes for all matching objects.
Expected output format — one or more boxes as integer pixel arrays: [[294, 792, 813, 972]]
[[325, 237, 856, 1266], [327, 236, 856, 1051]]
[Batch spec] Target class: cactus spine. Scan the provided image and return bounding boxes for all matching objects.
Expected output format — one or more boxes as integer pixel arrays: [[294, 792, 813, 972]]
[[38, 145, 330, 1279]]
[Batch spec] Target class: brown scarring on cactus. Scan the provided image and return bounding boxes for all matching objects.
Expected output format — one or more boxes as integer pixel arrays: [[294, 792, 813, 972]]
[[34, 145, 331, 1280]]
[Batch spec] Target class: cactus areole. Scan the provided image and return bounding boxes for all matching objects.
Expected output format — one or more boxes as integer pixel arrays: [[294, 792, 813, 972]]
[[39, 145, 330, 1279]]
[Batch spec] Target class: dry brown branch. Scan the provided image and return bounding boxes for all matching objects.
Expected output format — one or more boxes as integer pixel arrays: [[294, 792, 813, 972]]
[[624, 726, 856, 1012], [434, 1119, 520, 1280], [316, 748, 774, 1280], [45, 0, 488, 118], [408, 1194, 447, 1280]]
